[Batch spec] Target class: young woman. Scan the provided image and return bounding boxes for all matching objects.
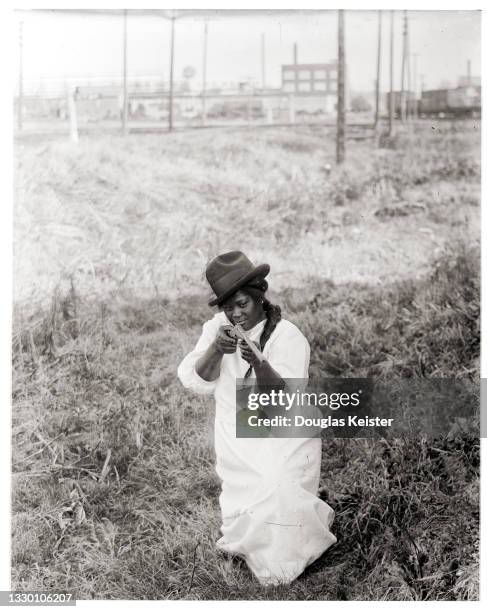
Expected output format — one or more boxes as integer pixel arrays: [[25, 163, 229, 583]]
[[177, 251, 336, 586]]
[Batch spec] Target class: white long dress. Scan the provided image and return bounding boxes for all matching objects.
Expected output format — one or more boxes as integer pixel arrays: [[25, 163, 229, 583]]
[[177, 311, 336, 586]]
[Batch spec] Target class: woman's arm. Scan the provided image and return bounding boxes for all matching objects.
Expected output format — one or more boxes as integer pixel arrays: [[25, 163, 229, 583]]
[[177, 316, 228, 394], [253, 359, 286, 389], [195, 325, 237, 381], [239, 341, 286, 389], [195, 342, 224, 382], [239, 325, 310, 388]]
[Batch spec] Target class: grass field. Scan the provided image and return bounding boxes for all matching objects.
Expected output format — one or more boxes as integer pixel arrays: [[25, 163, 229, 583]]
[[12, 122, 480, 600]]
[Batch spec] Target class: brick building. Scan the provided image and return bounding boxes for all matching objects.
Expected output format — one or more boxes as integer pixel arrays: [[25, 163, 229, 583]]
[[281, 62, 339, 114], [281, 62, 338, 94]]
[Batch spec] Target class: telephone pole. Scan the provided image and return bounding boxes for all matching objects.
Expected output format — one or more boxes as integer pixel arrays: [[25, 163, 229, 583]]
[[122, 10, 128, 135], [374, 10, 382, 131], [388, 10, 395, 137], [400, 10, 408, 122], [406, 20, 411, 121], [261, 33, 266, 89], [18, 19, 24, 131], [202, 19, 208, 126], [168, 14, 176, 132], [412, 53, 418, 119], [336, 9, 346, 164]]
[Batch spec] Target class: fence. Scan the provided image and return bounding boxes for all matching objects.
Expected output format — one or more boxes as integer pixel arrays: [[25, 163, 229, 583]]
[[14, 87, 375, 138]]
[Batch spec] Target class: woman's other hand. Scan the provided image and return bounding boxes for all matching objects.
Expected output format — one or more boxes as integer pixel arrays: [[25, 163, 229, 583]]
[[213, 325, 238, 355], [239, 340, 261, 367]]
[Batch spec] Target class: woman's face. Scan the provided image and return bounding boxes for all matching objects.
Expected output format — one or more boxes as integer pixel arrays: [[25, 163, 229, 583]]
[[221, 290, 265, 331]]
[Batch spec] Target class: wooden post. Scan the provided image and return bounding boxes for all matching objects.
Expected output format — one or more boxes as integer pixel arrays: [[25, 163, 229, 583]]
[[18, 20, 23, 131], [168, 16, 175, 132], [336, 9, 345, 164], [67, 87, 79, 144], [289, 93, 295, 124], [406, 18, 411, 121], [247, 82, 254, 126], [374, 10, 382, 131], [413, 54, 418, 119], [420, 73, 425, 119], [388, 10, 395, 137], [293, 43, 298, 96], [261, 33, 266, 90], [400, 10, 407, 122], [122, 9, 128, 135], [202, 19, 208, 126], [266, 105, 273, 125]]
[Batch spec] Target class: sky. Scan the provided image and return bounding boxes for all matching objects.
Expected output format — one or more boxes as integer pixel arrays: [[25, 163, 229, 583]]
[[14, 9, 482, 95]]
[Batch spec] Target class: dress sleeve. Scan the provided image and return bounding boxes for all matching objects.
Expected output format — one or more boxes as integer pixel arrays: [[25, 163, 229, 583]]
[[177, 314, 222, 395], [266, 326, 310, 380]]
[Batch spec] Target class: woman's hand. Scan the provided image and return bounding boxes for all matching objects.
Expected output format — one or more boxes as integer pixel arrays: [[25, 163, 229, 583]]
[[195, 326, 236, 382], [239, 340, 261, 367], [241, 341, 286, 390], [212, 325, 238, 355]]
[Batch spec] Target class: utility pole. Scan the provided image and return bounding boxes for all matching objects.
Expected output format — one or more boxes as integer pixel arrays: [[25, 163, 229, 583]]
[[261, 33, 266, 90], [336, 9, 345, 164], [247, 90, 253, 125], [406, 18, 411, 121], [67, 87, 79, 144], [412, 53, 418, 119], [388, 10, 395, 137], [18, 19, 23, 131], [122, 9, 128, 135], [400, 10, 407, 122], [374, 10, 382, 131], [202, 19, 208, 126], [168, 15, 176, 132]]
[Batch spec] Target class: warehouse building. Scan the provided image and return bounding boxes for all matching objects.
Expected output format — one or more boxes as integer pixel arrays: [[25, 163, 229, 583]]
[[281, 61, 339, 114]]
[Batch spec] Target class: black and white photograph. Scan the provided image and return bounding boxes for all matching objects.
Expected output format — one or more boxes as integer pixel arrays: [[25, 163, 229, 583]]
[[8, 3, 482, 603]]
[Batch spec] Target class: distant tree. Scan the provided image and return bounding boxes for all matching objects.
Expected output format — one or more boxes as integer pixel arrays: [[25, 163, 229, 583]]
[[183, 66, 196, 80], [351, 95, 372, 112], [181, 66, 196, 93]]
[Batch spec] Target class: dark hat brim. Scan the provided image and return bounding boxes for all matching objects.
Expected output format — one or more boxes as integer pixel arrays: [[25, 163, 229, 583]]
[[208, 263, 270, 307]]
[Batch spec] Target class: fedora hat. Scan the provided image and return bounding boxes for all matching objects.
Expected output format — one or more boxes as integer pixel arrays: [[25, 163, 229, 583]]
[[206, 251, 270, 307]]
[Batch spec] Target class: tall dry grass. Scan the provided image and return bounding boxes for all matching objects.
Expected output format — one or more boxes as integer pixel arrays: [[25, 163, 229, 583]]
[[12, 122, 480, 600], [14, 123, 479, 308], [12, 244, 479, 600]]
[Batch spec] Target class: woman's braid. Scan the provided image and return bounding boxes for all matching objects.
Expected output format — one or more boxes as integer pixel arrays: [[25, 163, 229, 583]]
[[243, 280, 281, 379]]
